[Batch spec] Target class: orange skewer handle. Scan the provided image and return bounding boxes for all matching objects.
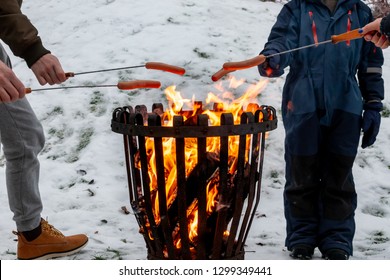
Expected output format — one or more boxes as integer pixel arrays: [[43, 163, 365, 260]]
[[331, 28, 364, 44]]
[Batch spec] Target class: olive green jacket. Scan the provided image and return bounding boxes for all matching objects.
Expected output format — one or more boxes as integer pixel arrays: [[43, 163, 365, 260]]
[[0, 0, 50, 67]]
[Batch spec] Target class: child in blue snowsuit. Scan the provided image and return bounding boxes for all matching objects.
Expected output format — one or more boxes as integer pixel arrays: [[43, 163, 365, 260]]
[[258, 0, 384, 259]]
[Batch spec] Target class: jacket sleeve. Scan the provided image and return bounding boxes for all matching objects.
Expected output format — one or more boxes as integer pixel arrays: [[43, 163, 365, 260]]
[[258, 2, 300, 77], [358, 38, 384, 105], [380, 14, 390, 37], [0, 0, 50, 67]]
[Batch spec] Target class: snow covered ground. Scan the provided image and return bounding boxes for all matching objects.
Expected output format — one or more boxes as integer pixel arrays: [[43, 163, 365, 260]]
[[1, 0, 390, 264]]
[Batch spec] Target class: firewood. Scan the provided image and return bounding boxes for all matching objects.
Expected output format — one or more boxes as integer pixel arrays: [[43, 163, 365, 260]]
[[166, 152, 220, 230]]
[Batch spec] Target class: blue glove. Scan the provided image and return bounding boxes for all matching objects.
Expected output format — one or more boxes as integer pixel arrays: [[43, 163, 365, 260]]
[[258, 49, 284, 78], [361, 101, 382, 149]]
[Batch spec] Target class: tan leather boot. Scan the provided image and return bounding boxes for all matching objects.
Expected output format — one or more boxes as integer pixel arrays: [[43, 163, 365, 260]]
[[14, 219, 88, 260]]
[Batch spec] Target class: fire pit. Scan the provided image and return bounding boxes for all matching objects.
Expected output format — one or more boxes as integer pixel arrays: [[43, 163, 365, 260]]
[[111, 86, 277, 260]]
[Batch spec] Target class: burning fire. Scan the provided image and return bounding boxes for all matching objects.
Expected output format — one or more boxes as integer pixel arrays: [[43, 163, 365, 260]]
[[136, 77, 268, 253]]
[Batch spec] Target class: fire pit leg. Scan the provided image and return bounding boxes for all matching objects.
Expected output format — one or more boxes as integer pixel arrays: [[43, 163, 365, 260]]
[[196, 114, 209, 259], [211, 113, 233, 259], [136, 114, 165, 259], [225, 112, 254, 258], [149, 114, 176, 259], [173, 116, 192, 259], [242, 109, 268, 247]]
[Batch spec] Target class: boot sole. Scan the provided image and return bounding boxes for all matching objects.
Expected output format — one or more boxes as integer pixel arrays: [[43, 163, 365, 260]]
[[18, 239, 89, 260]]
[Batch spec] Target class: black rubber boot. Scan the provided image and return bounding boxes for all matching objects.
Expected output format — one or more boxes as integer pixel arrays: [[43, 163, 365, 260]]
[[290, 245, 314, 260], [323, 249, 349, 260]]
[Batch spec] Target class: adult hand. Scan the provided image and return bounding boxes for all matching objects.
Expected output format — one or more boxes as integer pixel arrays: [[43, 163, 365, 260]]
[[0, 60, 26, 103], [365, 32, 389, 49], [360, 18, 390, 49], [361, 18, 382, 34], [30, 53, 67, 85]]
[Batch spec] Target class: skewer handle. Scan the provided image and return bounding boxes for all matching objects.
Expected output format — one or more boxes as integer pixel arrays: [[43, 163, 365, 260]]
[[331, 28, 364, 44]]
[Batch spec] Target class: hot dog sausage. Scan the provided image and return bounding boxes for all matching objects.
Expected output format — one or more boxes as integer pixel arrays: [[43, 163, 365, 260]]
[[211, 68, 235, 82], [145, 62, 186, 76], [223, 55, 266, 71], [117, 80, 161, 90]]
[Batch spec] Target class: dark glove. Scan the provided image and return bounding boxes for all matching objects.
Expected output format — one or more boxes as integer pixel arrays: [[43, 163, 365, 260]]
[[258, 49, 284, 78], [361, 101, 382, 149]]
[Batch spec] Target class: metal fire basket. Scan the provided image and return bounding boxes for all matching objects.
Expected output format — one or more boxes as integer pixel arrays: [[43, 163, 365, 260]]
[[111, 102, 277, 260]]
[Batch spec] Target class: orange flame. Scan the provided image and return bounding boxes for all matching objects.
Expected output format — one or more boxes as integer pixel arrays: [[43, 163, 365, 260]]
[[138, 77, 268, 252]]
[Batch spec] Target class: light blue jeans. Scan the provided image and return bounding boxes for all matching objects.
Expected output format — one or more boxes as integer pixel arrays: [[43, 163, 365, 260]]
[[0, 44, 44, 232]]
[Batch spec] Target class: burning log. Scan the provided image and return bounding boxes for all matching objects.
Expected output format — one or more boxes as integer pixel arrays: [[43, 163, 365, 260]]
[[152, 152, 220, 250], [184, 152, 219, 205], [168, 161, 251, 259]]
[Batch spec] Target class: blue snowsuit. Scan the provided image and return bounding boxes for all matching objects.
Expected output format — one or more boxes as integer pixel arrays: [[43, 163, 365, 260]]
[[258, 0, 384, 255]]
